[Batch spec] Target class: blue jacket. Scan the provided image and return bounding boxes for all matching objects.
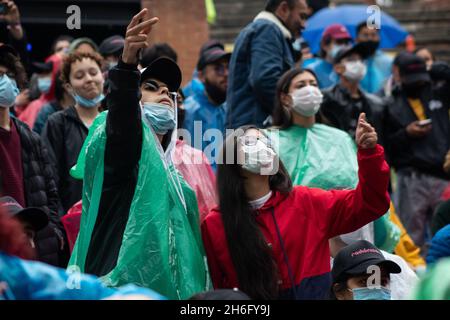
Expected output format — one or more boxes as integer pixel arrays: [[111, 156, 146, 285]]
[[226, 11, 295, 129], [0, 252, 165, 300], [427, 225, 450, 265], [360, 50, 393, 94], [183, 90, 227, 170], [307, 58, 339, 89]]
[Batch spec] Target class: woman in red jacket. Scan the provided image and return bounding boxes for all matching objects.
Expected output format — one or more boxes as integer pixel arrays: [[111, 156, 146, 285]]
[[201, 113, 390, 300]]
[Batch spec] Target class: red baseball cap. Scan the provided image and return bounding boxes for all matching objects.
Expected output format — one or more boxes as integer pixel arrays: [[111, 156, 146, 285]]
[[322, 24, 352, 41]]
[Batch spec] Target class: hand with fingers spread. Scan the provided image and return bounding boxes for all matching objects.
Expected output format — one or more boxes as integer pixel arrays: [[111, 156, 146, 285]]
[[122, 9, 159, 65], [355, 113, 378, 149]]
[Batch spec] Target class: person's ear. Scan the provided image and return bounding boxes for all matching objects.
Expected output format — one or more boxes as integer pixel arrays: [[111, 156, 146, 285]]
[[276, 1, 290, 20], [198, 68, 206, 83], [334, 63, 345, 75], [281, 92, 292, 108], [63, 83, 74, 96], [333, 284, 347, 301]]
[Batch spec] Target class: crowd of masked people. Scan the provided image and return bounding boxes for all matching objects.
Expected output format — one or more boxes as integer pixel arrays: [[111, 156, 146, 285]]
[[0, 0, 449, 300]]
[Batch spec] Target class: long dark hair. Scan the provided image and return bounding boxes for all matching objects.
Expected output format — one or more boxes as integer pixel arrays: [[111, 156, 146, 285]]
[[216, 125, 293, 299], [272, 68, 318, 129]]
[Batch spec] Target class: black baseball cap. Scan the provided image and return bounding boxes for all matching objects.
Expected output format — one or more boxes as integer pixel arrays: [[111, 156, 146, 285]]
[[333, 42, 367, 64], [397, 52, 431, 85], [0, 196, 49, 231], [332, 240, 401, 283], [197, 46, 231, 71], [140, 57, 182, 92], [99, 35, 125, 57]]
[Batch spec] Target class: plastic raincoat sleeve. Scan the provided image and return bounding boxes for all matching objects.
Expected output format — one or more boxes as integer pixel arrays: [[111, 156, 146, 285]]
[[0, 252, 164, 300], [265, 125, 398, 247], [411, 258, 450, 300], [69, 112, 209, 300]]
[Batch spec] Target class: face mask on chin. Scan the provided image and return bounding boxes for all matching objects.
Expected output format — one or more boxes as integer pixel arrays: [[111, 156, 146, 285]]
[[142, 101, 176, 135], [204, 79, 226, 105]]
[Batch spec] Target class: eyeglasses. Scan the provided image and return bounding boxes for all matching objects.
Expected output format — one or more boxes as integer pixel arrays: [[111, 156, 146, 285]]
[[239, 135, 272, 148], [213, 64, 228, 76]]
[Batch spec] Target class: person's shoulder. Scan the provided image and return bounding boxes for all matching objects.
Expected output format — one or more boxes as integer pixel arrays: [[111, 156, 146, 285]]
[[314, 123, 352, 139], [183, 94, 203, 111], [202, 207, 222, 227]]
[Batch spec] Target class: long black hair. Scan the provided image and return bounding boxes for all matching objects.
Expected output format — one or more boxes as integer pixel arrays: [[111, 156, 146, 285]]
[[272, 68, 318, 129], [216, 125, 293, 299]]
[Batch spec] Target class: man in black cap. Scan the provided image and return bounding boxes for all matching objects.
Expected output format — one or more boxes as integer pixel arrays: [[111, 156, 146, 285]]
[[182, 41, 230, 170], [98, 35, 125, 71], [69, 9, 208, 299], [331, 240, 401, 300], [319, 43, 386, 144], [0, 196, 49, 248], [384, 52, 450, 251]]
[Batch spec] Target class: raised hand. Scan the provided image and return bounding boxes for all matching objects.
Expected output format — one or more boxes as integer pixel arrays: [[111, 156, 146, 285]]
[[355, 113, 378, 149], [122, 9, 159, 65], [0, 0, 21, 24]]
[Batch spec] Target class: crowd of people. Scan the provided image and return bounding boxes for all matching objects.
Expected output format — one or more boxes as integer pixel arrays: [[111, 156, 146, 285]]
[[0, 0, 449, 300]]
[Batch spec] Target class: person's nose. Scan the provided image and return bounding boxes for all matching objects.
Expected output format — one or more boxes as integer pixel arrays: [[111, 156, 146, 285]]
[[159, 86, 169, 96]]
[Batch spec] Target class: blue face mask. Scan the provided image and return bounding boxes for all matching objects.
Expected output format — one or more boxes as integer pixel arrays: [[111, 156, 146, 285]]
[[351, 287, 391, 300], [0, 75, 20, 108], [73, 93, 105, 108], [37, 77, 52, 94], [142, 102, 176, 135]]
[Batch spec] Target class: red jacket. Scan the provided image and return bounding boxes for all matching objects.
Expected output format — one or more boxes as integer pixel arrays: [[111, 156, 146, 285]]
[[201, 144, 390, 299]]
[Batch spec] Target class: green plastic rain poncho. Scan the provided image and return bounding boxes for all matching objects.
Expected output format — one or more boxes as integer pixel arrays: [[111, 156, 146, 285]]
[[411, 258, 450, 300], [265, 124, 400, 252], [68, 112, 209, 299]]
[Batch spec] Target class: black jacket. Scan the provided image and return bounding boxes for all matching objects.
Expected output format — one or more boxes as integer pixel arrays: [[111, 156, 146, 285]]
[[12, 117, 68, 267], [84, 61, 143, 276], [384, 85, 450, 179], [319, 83, 386, 145], [41, 106, 88, 213]]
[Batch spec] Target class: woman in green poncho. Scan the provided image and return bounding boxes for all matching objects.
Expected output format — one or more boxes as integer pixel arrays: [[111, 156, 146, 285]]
[[265, 68, 400, 255], [68, 9, 208, 299]]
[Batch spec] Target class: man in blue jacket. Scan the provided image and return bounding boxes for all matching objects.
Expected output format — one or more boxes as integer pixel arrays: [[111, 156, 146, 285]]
[[183, 42, 230, 170], [226, 0, 308, 129]]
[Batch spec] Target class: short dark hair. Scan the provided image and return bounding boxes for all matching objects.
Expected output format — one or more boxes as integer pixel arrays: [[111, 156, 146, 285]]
[[140, 43, 178, 68], [0, 52, 28, 90], [356, 21, 378, 36], [265, 0, 298, 12], [52, 35, 74, 53]]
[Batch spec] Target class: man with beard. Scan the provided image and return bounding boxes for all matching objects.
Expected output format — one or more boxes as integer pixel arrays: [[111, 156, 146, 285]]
[[384, 53, 450, 252], [355, 22, 393, 94], [183, 43, 230, 170]]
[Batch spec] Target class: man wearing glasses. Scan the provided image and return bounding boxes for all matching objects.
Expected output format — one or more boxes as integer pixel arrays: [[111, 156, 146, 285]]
[[183, 42, 231, 170]]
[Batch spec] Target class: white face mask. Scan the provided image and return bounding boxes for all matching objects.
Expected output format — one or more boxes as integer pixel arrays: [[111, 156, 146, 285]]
[[240, 136, 277, 175], [290, 85, 323, 117], [343, 60, 367, 82]]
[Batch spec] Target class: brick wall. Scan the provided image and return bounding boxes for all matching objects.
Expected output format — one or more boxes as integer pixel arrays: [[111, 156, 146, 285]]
[[141, 0, 210, 85]]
